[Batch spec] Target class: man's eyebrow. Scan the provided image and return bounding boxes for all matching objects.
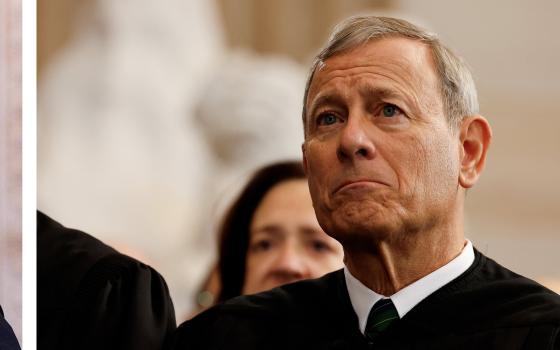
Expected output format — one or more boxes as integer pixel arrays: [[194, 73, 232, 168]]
[[307, 93, 345, 118], [360, 83, 422, 115], [308, 86, 405, 117]]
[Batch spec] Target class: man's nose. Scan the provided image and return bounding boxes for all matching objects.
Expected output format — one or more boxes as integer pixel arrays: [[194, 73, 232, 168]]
[[337, 115, 376, 162]]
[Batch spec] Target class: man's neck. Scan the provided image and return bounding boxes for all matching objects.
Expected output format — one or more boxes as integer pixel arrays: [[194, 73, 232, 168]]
[[343, 231, 465, 296]]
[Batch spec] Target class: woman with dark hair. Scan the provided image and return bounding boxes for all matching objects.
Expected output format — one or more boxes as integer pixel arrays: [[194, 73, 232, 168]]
[[208, 160, 344, 305]]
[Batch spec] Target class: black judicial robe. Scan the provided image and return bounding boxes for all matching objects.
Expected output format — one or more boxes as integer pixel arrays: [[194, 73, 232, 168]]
[[37, 211, 176, 350], [171, 249, 560, 350], [0, 305, 20, 350]]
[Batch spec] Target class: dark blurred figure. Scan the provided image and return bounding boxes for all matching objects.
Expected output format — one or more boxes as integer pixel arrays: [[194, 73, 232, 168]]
[[37, 211, 176, 350], [0, 305, 20, 350]]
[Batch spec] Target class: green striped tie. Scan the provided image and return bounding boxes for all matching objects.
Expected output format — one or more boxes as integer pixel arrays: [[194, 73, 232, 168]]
[[365, 298, 399, 340]]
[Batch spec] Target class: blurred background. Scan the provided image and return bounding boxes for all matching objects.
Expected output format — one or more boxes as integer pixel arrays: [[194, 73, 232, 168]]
[[37, 0, 560, 320], [0, 0, 22, 342]]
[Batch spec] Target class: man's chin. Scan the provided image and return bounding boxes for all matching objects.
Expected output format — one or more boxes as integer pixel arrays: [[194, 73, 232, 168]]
[[334, 222, 396, 243], [323, 205, 403, 243]]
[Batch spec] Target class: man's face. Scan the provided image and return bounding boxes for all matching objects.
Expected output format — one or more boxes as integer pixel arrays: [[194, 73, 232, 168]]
[[303, 37, 462, 246]]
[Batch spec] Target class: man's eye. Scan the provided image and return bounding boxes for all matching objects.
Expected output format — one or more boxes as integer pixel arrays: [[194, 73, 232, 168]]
[[381, 104, 400, 117], [317, 113, 339, 125]]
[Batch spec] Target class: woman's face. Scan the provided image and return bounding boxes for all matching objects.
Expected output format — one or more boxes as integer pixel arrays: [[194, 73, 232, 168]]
[[242, 179, 344, 295]]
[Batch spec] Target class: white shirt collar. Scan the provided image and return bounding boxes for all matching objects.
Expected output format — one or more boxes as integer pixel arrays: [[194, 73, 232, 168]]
[[344, 240, 475, 334]]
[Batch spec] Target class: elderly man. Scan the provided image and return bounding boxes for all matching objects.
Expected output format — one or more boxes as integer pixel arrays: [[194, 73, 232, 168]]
[[171, 16, 560, 349]]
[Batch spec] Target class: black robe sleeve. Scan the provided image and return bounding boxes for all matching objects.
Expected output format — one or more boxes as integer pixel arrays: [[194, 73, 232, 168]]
[[37, 211, 176, 350], [0, 305, 20, 350]]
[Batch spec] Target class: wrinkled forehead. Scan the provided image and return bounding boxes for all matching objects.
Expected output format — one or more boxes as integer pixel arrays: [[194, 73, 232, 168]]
[[305, 38, 440, 120], [309, 38, 436, 97]]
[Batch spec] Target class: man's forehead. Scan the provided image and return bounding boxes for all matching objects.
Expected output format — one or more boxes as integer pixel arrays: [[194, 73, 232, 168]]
[[307, 37, 437, 103], [317, 37, 432, 79]]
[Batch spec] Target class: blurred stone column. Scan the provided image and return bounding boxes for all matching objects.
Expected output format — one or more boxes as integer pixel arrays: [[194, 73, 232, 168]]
[[0, 0, 22, 343]]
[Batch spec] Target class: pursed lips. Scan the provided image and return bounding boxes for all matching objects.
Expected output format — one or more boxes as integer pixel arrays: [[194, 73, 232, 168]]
[[332, 179, 390, 195]]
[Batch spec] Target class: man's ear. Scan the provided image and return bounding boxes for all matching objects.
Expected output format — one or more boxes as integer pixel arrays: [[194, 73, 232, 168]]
[[301, 143, 308, 175], [458, 115, 492, 188]]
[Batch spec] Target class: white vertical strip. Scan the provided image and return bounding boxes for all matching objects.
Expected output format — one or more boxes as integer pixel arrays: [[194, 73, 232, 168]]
[[23, 0, 37, 347], [0, 0, 22, 344]]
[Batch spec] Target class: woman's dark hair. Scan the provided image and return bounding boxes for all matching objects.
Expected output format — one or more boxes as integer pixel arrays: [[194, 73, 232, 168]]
[[217, 160, 306, 302]]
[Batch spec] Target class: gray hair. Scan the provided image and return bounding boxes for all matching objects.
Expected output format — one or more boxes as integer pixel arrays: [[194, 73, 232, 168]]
[[302, 15, 479, 133]]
